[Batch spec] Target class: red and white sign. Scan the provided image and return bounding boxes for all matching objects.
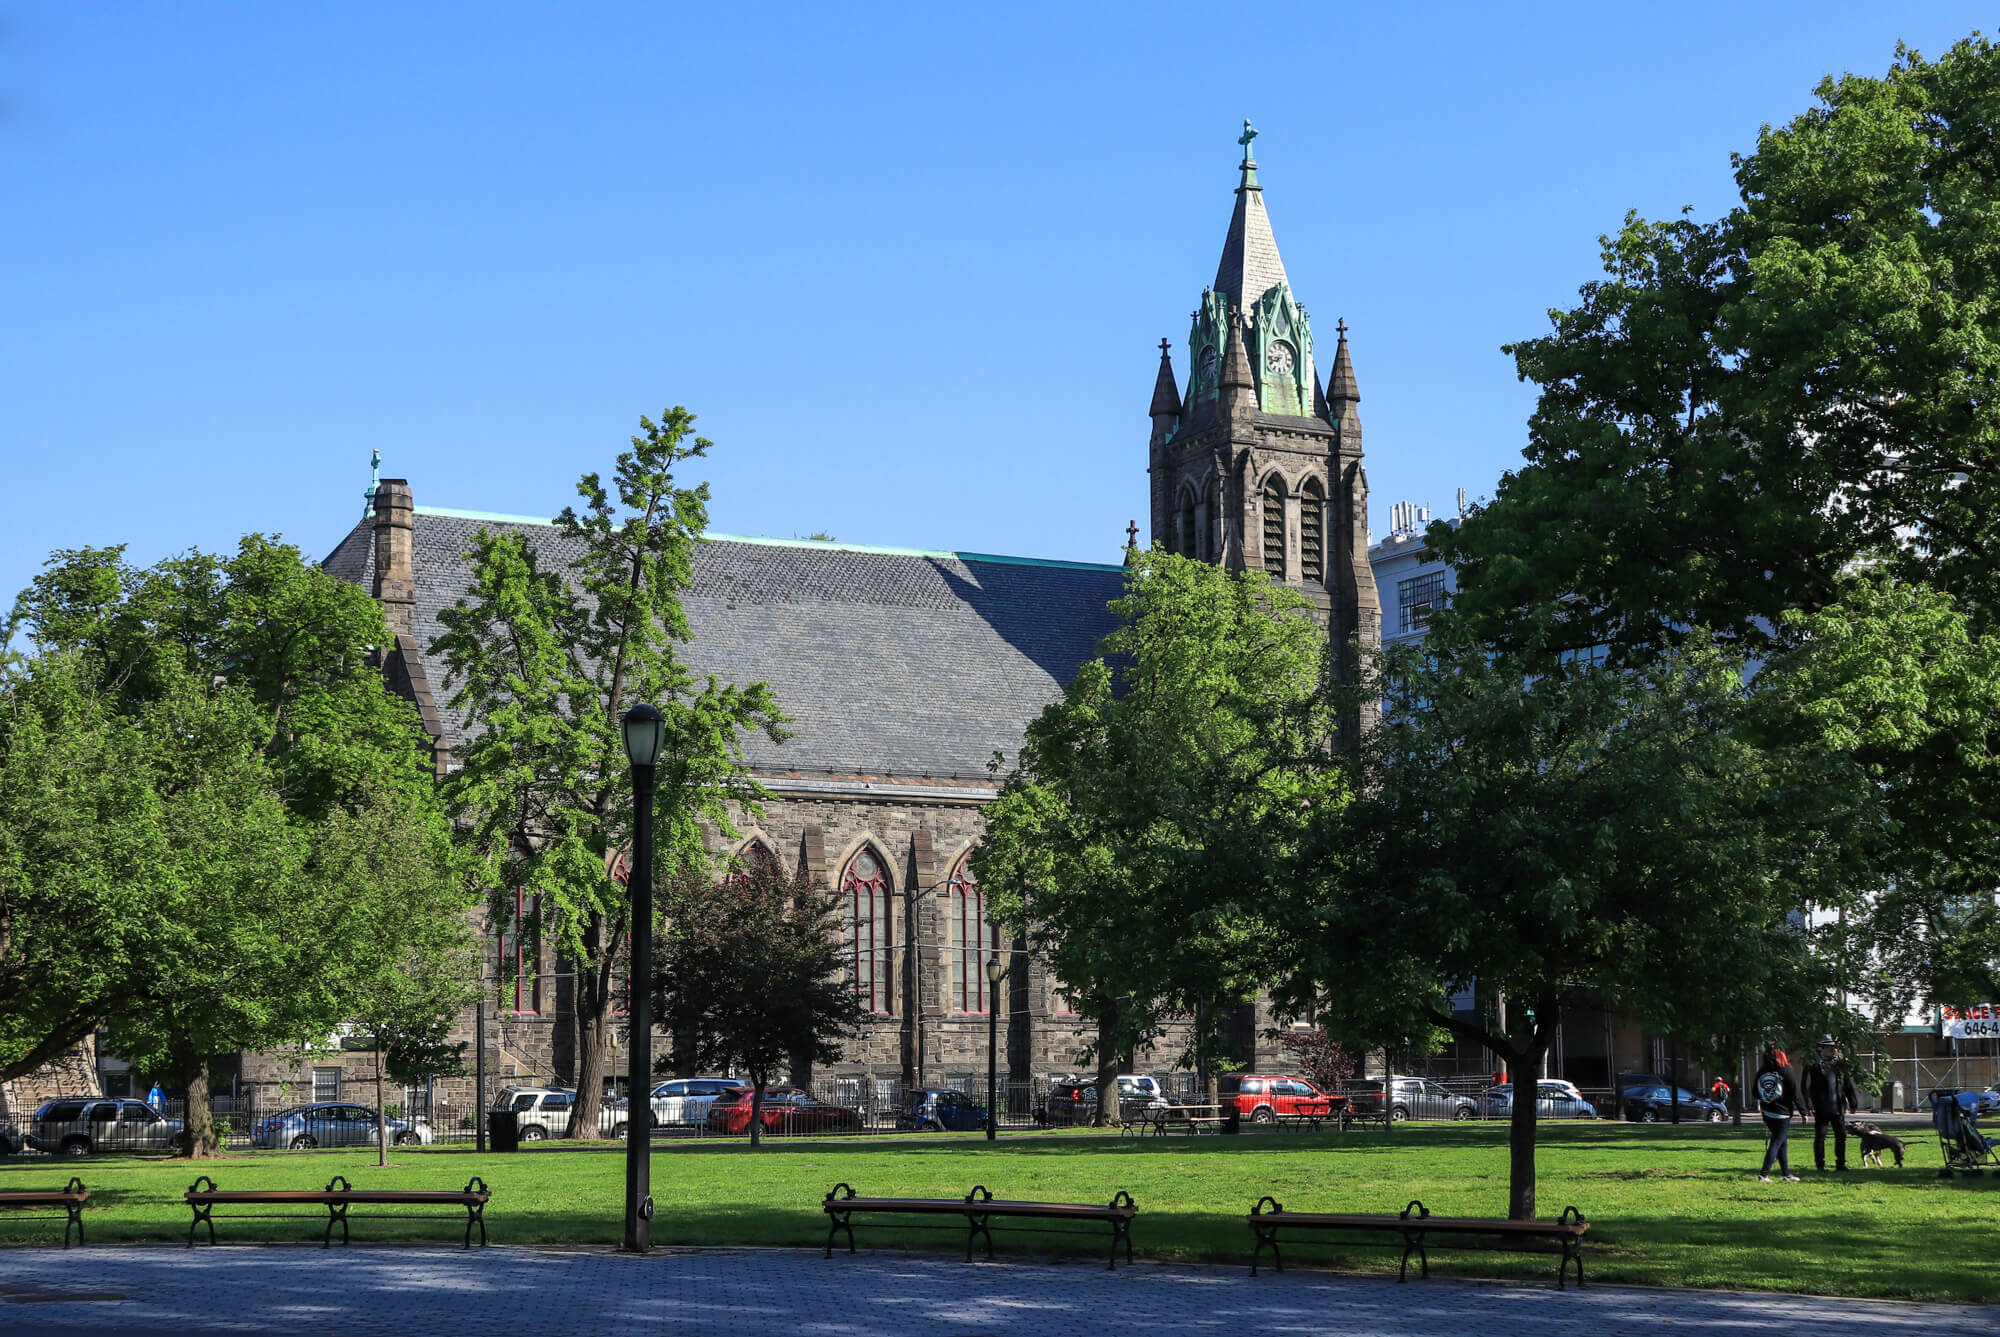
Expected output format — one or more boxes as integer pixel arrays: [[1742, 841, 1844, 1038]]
[[1941, 1004, 2000, 1039]]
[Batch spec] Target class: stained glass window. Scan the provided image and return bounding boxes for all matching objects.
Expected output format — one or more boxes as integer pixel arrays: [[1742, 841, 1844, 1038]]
[[498, 885, 540, 1014], [843, 849, 893, 1014], [949, 865, 998, 1013]]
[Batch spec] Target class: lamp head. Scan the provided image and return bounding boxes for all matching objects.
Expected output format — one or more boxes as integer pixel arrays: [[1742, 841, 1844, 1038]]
[[621, 703, 665, 768], [985, 954, 1005, 985]]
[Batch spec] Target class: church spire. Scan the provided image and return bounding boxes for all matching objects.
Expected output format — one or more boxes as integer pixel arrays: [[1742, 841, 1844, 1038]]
[[1326, 317, 1359, 405], [1149, 338, 1182, 420], [1212, 120, 1291, 311]]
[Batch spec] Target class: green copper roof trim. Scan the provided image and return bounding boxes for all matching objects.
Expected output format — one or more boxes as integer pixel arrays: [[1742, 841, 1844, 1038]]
[[411, 506, 1124, 572]]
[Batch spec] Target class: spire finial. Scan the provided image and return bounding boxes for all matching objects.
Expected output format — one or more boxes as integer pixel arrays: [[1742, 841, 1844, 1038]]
[[1236, 119, 1260, 191], [1159, 337, 1171, 355], [1126, 519, 1140, 550], [362, 448, 382, 520]]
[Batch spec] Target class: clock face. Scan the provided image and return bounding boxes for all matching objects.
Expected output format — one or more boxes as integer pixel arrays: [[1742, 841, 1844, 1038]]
[[1265, 340, 1296, 376], [1198, 346, 1219, 385]]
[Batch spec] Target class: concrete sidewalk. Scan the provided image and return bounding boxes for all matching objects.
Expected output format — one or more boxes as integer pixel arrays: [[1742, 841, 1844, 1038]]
[[0, 1246, 1991, 1336]]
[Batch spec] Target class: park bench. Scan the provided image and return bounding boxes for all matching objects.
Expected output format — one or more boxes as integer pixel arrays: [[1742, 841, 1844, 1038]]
[[822, 1182, 1137, 1270], [1248, 1195, 1588, 1289], [1124, 1103, 1230, 1137], [0, 1176, 89, 1247], [185, 1174, 491, 1248]]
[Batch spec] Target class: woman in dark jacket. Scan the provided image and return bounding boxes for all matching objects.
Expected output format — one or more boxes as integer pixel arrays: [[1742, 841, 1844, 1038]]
[[1753, 1047, 1803, 1181]]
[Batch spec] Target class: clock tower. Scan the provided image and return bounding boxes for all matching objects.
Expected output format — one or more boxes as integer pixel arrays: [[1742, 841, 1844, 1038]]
[[1146, 122, 1381, 675]]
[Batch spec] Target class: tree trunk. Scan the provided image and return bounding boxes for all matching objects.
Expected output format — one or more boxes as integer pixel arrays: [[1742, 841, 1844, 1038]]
[[1506, 1042, 1543, 1220], [1093, 1004, 1120, 1128], [572, 1003, 611, 1138], [177, 1051, 221, 1159], [374, 1041, 389, 1167], [748, 1076, 766, 1148]]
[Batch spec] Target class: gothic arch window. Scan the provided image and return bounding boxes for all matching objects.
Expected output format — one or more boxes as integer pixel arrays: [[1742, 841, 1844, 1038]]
[[841, 847, 894, 1015], [1177, 488, 1198, 559], [1262, 476, 1288, 580], [731, 837, 780, 881], [947, 860, 999, 1014], [1204, 480, 1221, 561], [1300, 478, 1326, 584]]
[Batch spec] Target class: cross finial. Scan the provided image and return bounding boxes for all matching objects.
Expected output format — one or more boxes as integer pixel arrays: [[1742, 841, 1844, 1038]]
[[1336, 317, 1348, 337], [1238, 119, 1257, 153], [1158, 337, 1171, 355], [1125, 520, 1140, 553]]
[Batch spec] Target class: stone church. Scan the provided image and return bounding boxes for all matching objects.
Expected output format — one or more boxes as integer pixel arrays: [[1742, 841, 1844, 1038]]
[[266, 124, 1382, 1120]]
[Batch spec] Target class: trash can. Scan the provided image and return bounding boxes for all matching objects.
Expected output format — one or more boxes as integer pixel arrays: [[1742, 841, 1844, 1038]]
[[1881, 1081, 1904, 1114], [487, 1109, 519, 1153]]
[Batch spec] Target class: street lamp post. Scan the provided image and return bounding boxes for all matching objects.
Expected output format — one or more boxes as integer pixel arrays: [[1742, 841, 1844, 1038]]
[[619, 703, 665, 1254], [985, 954, 1006, 1142]]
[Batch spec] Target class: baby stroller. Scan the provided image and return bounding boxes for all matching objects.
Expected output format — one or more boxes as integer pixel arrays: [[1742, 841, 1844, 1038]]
[[1930, 1091, 1999, 1179]]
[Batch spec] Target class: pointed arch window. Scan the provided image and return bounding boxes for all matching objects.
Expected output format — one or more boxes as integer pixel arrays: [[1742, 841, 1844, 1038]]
[[1178, 489, 1198, 559], [1300, 478, 1325, 584], [1204, 480, 1222, 561], [842, 849, 893, 1014], [1262, 478, 1288, 579], [496, 885, 540, 1014], [948, 863, 999, 1013]]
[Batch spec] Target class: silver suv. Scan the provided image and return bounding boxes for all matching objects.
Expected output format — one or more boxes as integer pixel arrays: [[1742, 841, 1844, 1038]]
[[496, 1087, 622, 1139], [28, 1098, 188, 1155], [643, 1078, 746, 1130]]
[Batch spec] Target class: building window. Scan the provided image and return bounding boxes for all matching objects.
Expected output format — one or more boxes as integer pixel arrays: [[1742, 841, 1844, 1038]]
[[1262, 478, 1287, 579], [1178, 490, 1198, 558], [498, 886, 540, 1014], [1050, 978, 1078, 1016], [312, 1068, 341, 1103], [1300, 479, 1325, 583], [1398, 571, 1447, 633], [1205, 480, 1222, 560], [843, 849, 893, 1014], [948, 865, 998, 1013]]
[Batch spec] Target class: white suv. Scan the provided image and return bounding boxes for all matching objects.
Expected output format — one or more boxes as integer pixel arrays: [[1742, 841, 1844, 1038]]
[[496, 1087, 622, 1139], [644, 1078, 746, 1130]]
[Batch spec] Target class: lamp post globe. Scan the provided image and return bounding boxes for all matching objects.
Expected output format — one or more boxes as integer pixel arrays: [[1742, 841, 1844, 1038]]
[[985, 954, 1005, 1141], [618, 701, 663, 1252]]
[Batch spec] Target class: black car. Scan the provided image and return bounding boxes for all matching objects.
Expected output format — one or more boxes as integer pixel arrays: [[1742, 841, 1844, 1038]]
[[896, 1088, 989, 1132], [1621, 1083, 1727, 1122], [1036, 1080, 1099, 1126]]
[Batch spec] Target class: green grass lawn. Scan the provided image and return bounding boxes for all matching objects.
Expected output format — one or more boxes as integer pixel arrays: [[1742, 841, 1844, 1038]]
[[1, 1122, 1988, 1303]]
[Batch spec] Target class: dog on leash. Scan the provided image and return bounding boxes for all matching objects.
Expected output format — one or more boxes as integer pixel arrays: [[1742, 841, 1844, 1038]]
[[1847, 1119, 1906, 1168]]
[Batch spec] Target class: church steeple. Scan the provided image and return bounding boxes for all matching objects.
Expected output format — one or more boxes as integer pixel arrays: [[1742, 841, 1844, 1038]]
[[1212, 120, 1291, 312]]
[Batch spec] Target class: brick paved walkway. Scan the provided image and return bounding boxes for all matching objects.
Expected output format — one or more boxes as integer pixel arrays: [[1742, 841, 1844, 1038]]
[[0, 1247, 1992, 1336]]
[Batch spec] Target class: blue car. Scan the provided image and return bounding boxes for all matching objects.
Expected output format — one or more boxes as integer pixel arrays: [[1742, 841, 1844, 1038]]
[[896, 1088, 989, 1132]]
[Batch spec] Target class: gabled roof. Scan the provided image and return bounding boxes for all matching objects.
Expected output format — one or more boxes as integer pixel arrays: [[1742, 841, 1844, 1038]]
[[326, 511, 1127, 782]]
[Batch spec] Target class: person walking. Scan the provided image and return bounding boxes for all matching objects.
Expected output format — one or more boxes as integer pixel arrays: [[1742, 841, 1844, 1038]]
[[1753, 1047, 1802, 1182], [1801, 1035, 1860, 1172], [146, 1082, 164, 1112], [1709, 1076, 1732, 1112]]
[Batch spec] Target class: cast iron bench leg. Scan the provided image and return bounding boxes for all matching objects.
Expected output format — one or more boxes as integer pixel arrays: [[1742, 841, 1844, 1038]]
[[1250, 1222, 1280, 1276], [1560, 1234, 1584, 1289], [464, 1199, 487, 1248], [66, 1200, 83, 1248], [823, 1208, 854, 1258], [323, 1199, 349, 1248], [1399, 1227, 1428, 1281], [1107, 1216, 1133, 1270], [963, 1211, 994, 1262], [187, 1201, 215, 1247]]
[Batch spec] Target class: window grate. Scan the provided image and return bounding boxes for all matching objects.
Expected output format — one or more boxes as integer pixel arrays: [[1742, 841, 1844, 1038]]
[[1262, 480, 1287, 579], [1300, 482, 1325, 583]]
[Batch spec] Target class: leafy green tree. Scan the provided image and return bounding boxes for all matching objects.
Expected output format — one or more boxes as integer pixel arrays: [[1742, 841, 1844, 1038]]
[[1288, 631, 1866, 1219], [435, 409, 786, 1139], [975, 550, 1341, 1121], [647, 848, 864, 1146], [8, 538, 460, 1154], [1436, 35, 2000, 663]]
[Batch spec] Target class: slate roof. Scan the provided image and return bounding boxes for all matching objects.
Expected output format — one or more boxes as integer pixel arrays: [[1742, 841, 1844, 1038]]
[[325, 510, 1127, 781], [1212, 155, 1291, 313]]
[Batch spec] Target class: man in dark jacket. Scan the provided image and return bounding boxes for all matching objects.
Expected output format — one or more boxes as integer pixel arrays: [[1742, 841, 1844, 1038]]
[[1801, 1036, 1861, 1171]]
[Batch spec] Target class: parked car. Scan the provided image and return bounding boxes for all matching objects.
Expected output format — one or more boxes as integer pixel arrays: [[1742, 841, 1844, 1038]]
[[0, 1119, 20, 1156], [897, 1088, 989, 1132], [643, 1078, 747, 1130], [1967, 1084, 2000, 1115], [26, 1098, 188, 1155], [1620, 1083, 1727, 1123], [1035, 1077, 1168, 1127], [1116, 1075, 1171, 1108], [1346, 1077, 1478, 1122], [251, 1102, 434, 1150], [704, 1087, 865, 1136], [494, 1087, 624, 1139], [1221, 1075, 1344, 1125], [1485, 1081, 1599, 1120]]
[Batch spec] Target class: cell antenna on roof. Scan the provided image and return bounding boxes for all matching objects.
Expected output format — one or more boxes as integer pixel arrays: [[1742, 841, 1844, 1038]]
[[362, 449, 381, 520], [1457, 487, 1468, 517]]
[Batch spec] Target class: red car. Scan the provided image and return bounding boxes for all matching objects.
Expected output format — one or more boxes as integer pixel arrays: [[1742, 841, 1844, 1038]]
[[1222, 1075, 1345, 1125], [703, 1086, 865, 1136]]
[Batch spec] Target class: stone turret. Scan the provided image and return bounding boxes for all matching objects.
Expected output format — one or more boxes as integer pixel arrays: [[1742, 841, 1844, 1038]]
[[371, 478, 416, 641]]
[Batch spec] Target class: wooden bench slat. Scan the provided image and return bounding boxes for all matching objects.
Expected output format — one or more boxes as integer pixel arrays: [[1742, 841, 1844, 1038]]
[[0, 1192, 89, 1204], [822, 1184, 1137, 1270], [1247, 1198, 1589, 1289], [185, 1177, 490, 1250]]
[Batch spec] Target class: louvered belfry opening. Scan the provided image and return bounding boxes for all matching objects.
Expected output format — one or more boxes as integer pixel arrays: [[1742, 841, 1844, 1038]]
[[1262, 478, 1287, 579], [1300, 479, 1325, 583]]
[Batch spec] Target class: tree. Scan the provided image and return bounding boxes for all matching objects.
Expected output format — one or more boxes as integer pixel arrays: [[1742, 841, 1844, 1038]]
[[1275, 1027, 1355, 1094], [648, 848, 864, 1146], [435, 408, 786, 1139], [975, 550, 1341, 1121], [1435, 35, 2000, 662], [1288, 630, 1865, 1219], [8, 538, 461, 1154]]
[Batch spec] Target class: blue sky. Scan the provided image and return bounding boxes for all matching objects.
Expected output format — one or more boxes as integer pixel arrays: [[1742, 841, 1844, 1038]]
[[3, 3, 1991, 596]]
